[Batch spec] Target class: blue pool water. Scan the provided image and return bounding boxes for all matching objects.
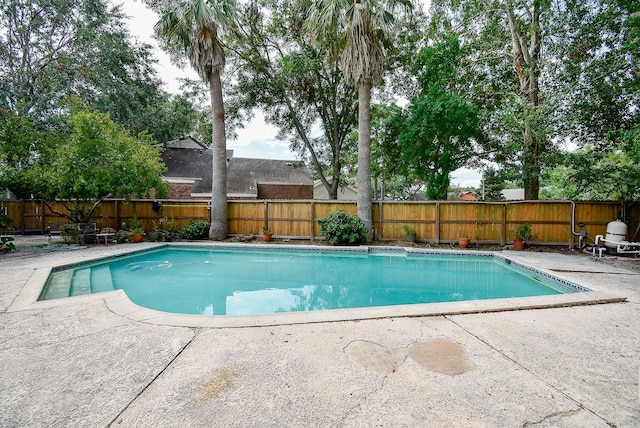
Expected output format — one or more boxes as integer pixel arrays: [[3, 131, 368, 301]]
[[40, 246, 584, 316]]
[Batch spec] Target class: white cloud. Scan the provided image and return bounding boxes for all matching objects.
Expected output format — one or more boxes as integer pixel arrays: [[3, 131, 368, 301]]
[[451, 168, 482, 188]]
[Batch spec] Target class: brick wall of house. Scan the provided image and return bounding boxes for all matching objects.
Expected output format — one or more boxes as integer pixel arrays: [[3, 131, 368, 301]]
[[168, 183, 194, 199], [257, 184, 313, 199]]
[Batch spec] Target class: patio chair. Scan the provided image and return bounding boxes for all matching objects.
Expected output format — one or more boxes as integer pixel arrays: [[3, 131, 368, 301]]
[[77, 223, 97, 244], [96, 227, 116, 245]]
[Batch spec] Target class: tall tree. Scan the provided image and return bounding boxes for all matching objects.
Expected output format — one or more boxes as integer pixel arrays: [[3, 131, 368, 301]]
[[0, 0, 109, 116], [429, 0, 638, 200], [504, 0, 546, 200], [155, 0, 237, 240], [0, 1, 198, 147], [307, 0, 411, 240], [395, 35, 480, 200], [227, 0, 358, 199], [0, 108, 168, 223]]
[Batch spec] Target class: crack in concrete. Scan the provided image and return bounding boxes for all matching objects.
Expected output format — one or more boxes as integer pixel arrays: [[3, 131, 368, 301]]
[[523, 408, 583, 427], [445, 315, 615, 427], [106, 327, 203, 427]]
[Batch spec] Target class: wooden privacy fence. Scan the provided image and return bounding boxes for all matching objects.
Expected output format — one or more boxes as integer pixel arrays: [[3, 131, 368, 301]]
[[1, 199, 638, 247]]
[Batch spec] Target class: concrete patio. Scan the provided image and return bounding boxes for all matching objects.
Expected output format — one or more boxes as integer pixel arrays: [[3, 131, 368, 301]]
[[1, 237, 638, 427]]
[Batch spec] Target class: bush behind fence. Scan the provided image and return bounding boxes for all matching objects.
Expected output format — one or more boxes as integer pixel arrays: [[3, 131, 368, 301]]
[[1, 199, 638, 247]]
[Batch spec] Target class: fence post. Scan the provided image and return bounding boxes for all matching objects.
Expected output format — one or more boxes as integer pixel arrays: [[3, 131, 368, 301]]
[[115, 200, 120, 230], [263, 201, 269, 231], [435, 202, 440, 244], [377, 201, 383, 240], [501, 203, 507, 246], [310, 201, 315, 241]]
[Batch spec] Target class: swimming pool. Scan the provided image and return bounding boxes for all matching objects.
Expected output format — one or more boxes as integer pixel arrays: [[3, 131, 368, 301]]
[[40, 246, 588, 317]]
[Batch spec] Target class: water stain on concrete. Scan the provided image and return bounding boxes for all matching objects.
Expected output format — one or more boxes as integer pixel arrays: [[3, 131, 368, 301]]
[[408, 338, 477, 376], [347, 341, 408, 374], [347, 338, 476, 376], [199, 364, 243, 400]]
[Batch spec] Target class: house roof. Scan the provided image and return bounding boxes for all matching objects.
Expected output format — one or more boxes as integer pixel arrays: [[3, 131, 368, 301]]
[[228, 158, 312, 196], [165, 136, 207, 149], [161, 147, 312, 197], [313, 179, 358, 200], [460, 191, 477, 201], [501, 188, 525, 200]]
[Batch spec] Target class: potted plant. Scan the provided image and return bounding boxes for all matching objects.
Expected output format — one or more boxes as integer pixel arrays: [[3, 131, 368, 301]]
[[147, 221, 162, 242], [514, 223, 533, 250], [261, 226, 273, 242], [458, 237, 471, 248], [132, 227, 145, 243], [402, 225, 417, 243]]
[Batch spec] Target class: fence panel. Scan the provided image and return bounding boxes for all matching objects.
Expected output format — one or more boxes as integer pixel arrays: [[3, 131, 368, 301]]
[[2, 198, 638, 246], [267, 202, 313, 237], [378, 202, 436, 241], [505, 202, 572, 244], [228, 201, 263, 235]]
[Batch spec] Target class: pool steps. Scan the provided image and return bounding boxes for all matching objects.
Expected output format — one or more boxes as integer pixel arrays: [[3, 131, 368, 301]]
[[43, 265, 114, 299]]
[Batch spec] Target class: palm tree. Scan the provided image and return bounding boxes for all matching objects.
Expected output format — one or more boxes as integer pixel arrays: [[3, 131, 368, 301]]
[[155, 0, 236, 240], [307, 0, 411, 241]]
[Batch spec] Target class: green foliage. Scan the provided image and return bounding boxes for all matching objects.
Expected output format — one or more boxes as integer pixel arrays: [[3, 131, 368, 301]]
[[115, 229, 133, 243], [482, 168, 507, 201], [396, 36, 479, 200], [317, 211, 367, 245], [427, 0, 638, 199], [402, 225, 416, 235], [59, 223, 79, 244], [515, 223, 533, 241], [543, 147, 640, 201], [227, 0, 358, 199], [161, 218, 182, 242], [122, 216, 144, 232], [33, 108, 168, 223], [0, 213, 16, 251], [0, 213, 13, 232], [181, 221, 210, 240], [0, 236, 16, 252]]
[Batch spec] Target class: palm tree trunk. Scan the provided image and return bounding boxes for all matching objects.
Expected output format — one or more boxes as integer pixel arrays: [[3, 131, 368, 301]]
[[208, 70, 228, 240], [357, 82, 373, 241]]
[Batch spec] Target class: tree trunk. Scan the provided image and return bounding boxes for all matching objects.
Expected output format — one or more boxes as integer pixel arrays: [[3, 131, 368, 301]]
[[357, 82, 373, 241], [208, 70, 228, 240], [506, 1, 543, 200]]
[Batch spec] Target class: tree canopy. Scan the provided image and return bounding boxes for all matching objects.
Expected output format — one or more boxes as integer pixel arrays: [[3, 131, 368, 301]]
[[2, 0, 638, 209], [1, 108, 168, 223]]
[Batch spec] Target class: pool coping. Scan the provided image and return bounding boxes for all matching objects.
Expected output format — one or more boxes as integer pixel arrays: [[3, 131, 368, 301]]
[[9, 242, 626, 328]]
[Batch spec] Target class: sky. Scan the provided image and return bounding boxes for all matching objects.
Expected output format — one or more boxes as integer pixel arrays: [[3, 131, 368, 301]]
[[117, 1, 482, 188]]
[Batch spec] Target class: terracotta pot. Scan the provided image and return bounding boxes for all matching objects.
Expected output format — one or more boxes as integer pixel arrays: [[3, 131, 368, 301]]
[[263, 233, 273, 242], [514, 239, 526, 250], [458, 238, 471, 248], [132, 233, 144, 243]]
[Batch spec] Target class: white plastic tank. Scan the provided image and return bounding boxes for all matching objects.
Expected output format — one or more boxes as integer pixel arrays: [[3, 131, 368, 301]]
[[605, 219, 627, 249]]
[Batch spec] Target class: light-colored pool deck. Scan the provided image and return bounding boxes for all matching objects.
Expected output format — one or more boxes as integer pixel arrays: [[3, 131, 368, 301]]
[[1, 237, 639, 427]]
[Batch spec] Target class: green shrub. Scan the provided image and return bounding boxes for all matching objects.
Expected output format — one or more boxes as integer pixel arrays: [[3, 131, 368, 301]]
[[59, 223, 79, 244], [181, 221, 210, 240], [0, 236, 16, 252], [317, 211, 367, 245], [115, 229, 132, 243]]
